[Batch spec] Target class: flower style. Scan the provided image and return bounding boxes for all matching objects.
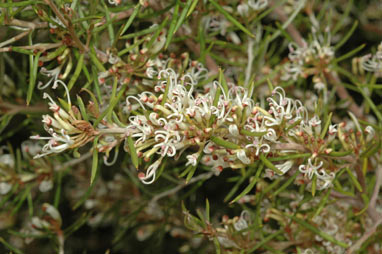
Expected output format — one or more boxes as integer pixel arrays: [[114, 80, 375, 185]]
[[299, 158, 323, 179]]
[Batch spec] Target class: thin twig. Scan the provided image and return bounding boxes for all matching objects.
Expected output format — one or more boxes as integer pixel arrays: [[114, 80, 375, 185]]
[[43, 0, 87, 52], [0, 42, 63, 53], [273, 143, 306, 152], [326, 72, 363, 118], [94, 9, 134, 27], [0, 30, 31, 48], [245, 38, 255, 87], [346, 216, 382, 254], [150, 172, 214, 204], [4, 19, 48, 30], [54, 151, 93, 171], [270, 2, 305, 47]]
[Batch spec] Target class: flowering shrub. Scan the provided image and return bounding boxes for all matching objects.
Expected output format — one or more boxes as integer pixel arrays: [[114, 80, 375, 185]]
[[0, 0, 381, 253]]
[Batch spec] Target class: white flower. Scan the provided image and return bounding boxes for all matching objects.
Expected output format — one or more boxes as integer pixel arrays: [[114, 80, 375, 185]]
[[365, 126, 375, 143], [229, 124, 239, 136], [276, 160, 293, 175], [233, 210, 250, 231], [108, 0, 121, 5], [139, 159, 162, 185], [309, 115, 321, 134], [0, 154, 14, 168], [245, 139, 270, 156], [186, 153, 198, 167], [299, 158, 323, 179], [237, 3, 249, 16], [248, 0, 268, 10], [38, 66, 63, 89], [0, 182, 12, 195], [39, 179, 53, 192], [237, 149, 251, 164], [42, 203, 62, 225], [315, 170, 335, 190], [361, 42, 382, 77], [31, 128, 74, 159]]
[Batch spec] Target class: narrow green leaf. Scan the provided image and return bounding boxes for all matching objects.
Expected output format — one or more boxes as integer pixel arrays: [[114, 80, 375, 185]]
[[320, 112, 332, 139], [102, 1, 115, 44], [63, 212, 91, 236], [360, 141, 380, 158], [187, 0, 199, 17], [165, 1, 179, 49], [288, 215, 349, 248], [356, 84, 382, 122], [269, 153, 311, 162], [230, 164, 264, 204], [210, 136, 241, 149], [68, 53, 84, 91], [27, 51, 41, 105], [327, 150, 353, 157], [205, 199, 210, 222], [127, 136, 139, 169], [27, 192, 33, 217], [89, 47, 106, 72], [334, 21, 358, 50], [248, 230, 283, 252], [93, 81, 127, 127], [224, 165, 257, 202], [44, 45, 67, 61], [76, 95, 89, 122], [312, 189, 331, 218], [311, 174, 317, 196], [54, 171, 63, 208], [0, 0, 37, 7], [146, 16, 169, 50], [240, 129, 266, 137], [161, 76, 171, 107], [272, 169, 299, 197], [173, 0, 193, 35], [213, 237, 221, 254], [260, 154, 283, 175], [209, 0, 254, 38], [345, 167, 363, 192], [0, 237, 23, 254], [121, 4, 141, 35], [332, 44, 365, 64], [90, 137, 99, 184]]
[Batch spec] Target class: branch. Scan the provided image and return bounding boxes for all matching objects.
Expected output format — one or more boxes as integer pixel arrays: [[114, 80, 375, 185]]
[[270, 3, 305, 47], [0, 30, 31, 48], [94, 9, 134, 27], [43, 0, 87, 52], [0, 42, 63, 53], [54, 151, 93, 171], [273, 143, 306, 152], [150, 172, 214, 204], [4, 19, 48, 30], [326, 72, 364, 118], [346, 216, 382, 254]]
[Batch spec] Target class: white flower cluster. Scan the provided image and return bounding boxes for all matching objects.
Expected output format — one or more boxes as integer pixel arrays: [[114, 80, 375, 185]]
[[202, 15, 242, 45], [237, 0, 268, 17], [125, 68, 336, 189], [31, 81, 96, 159], [282, 29, 334, 90], [361, 42, 382, 77]]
